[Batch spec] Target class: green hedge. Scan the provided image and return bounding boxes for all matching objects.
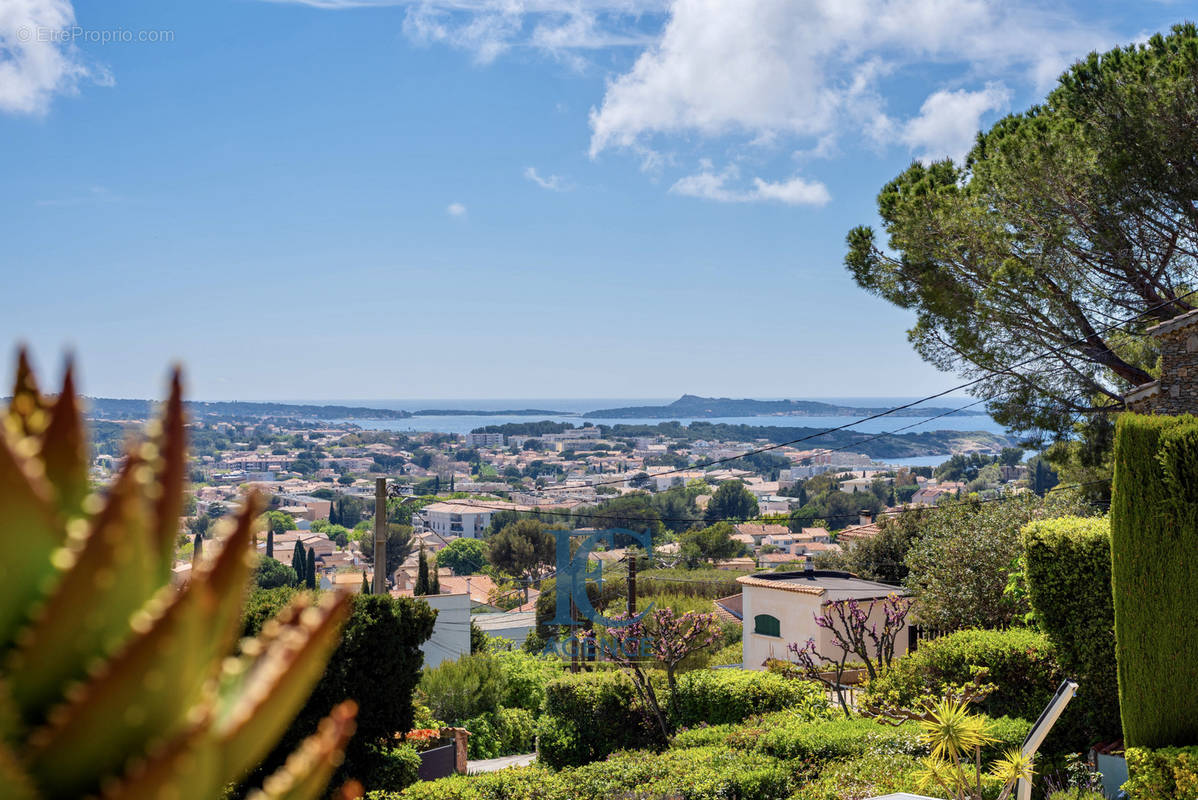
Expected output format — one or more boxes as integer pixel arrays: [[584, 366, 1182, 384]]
[[1124, 745, 1198, 800], [537, 668, 831, 768], [1111, 414, 1198, 748], [463, 707, 537, 759], [864, 628, 1060, 721], [670, 669, 828, 728], [1022, 516, 1119, 742], [362, 744, 422, 795], [389, 746, 795, 800], [536, 670, 657, 768]]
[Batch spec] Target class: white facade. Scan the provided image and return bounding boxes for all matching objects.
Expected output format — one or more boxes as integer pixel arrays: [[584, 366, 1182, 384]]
[[422, 502, 494, 539], [739, 571, 910, 671], [465, 432, 505, 448], [418, 592, 472, 669]]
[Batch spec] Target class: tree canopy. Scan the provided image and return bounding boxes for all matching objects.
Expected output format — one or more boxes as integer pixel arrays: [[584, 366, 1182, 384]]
[[437, 537, 488, 575], [845, 24, 1198, 440], [488, 519, 555, 599], [704, 480, 759, 524]]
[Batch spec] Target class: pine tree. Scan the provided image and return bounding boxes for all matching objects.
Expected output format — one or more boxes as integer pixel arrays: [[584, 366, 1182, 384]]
[[415, 546, 430, 596], [291, 540, 305, 584], [361, 570, 370, 595], [266, 527, 274, 559], [305, 547, 317, 589]]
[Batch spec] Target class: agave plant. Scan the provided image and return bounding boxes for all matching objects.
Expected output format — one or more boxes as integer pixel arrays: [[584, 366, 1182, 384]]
[[0, 351, 358, 799]]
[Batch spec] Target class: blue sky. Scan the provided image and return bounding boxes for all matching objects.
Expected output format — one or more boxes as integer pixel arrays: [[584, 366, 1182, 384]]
[[0, 0, 1182, 401]]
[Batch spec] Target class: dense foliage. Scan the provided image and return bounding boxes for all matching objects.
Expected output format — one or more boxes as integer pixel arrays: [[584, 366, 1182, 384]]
[[1111, 414, 1198, 747], [1124, 745, 1198, 800], [865, 628, 1060, 724], [904, 492, 1096, 630], [845, 25, 1198, 438], [1022, 516, 1119, 741]]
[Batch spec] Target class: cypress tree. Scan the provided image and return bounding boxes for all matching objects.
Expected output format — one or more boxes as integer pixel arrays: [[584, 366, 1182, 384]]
[[329, 499, 340, 526], [430, 564, 439, 595], [361, 570, 370, 595], [449, 474, 455, 492], [266, 528, 274, 559], [305, 547, 317, 589], [192, 532, 203, 564], [415, 546, 430, 596], [291, 540, 305, 584]]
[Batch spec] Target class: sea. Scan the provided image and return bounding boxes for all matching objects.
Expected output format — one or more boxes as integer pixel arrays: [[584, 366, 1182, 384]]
[[321, 397, 1012, 468]]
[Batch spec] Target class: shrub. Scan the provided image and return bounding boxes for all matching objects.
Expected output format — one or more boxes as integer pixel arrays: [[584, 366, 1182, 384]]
[[463, 707, 537, 759], [636, 567, 748, 599], [1124, 745, 1198, 800], [493, 649, 564, 712], [537, 670, 657, 768], [733, 714, 923, 765], [1111, 414, 1198, 747], [362, 744, 422, 794], [865, 628, 1061, 721], [670, 668, 828, 728], [567, 746, 792, 800], [671, 722, 738, 748], [418, 653, 506, 724], [384, 765, 568, 800], [789, 752, 925, 800], [1022, 516, 1120, 741], [705, 642, 743, 667]]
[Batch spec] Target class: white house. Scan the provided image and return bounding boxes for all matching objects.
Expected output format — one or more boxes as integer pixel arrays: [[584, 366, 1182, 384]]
[[421, 502, 494, 539], [738, 569, 910, 670], [417, 592, 472, 668]]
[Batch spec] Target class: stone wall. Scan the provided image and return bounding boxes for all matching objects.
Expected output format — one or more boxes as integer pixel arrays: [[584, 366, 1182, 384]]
[[1125, 309, 1198, 415]]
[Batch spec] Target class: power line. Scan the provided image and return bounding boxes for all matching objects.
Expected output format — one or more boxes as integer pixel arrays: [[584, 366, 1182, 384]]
[[508, 287, 1198, 493]]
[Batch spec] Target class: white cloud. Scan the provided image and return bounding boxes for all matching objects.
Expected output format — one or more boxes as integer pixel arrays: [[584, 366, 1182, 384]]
[[524, 166, 568, 191], [669, 162, 829, 206], [0, 0, 99, 114], [588, 0, 1111, 158], [892, 82, 1012, 163], [446, 202, 467, 216], [263, 0, 665, 63]]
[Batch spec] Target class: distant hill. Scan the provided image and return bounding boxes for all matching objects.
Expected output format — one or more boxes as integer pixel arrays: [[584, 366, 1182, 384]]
[[585, 394, 986, 419], [81, 397, 412, 421], [605, 421, 1012, 459]]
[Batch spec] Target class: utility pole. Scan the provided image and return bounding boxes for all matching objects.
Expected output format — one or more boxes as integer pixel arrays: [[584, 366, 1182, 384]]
[[627, 546, 637, 619], [372, 477, 387, 595]]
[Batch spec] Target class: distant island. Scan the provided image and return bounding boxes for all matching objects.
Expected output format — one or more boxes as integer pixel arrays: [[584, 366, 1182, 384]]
[[585, 394, 986, 419], [411, 408, 568, 417], [82, 397, 413, 421]]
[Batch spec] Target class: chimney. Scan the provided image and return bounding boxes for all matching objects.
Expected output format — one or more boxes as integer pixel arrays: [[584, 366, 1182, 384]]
[[859, 510, 873, 527]]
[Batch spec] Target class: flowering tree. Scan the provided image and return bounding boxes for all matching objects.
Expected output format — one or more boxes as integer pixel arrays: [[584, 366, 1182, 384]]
[[788, 593, 912, 716], [587, 608, 722, 744]]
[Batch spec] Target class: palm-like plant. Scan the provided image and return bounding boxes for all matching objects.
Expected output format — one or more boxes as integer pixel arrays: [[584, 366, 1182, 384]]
[[912, 697, 1034, 800], [0, 351, 358, 799]]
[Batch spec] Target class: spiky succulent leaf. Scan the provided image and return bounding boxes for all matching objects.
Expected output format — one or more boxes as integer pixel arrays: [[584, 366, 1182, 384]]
[[215, 591, 352, 780], [24, 501, 259, 797], [38, 366, 89, 520], [0, 430, 63, 651], [7, 455, 156, 719], [0, 356, 357, 800], [247, 701, 360, 800]]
